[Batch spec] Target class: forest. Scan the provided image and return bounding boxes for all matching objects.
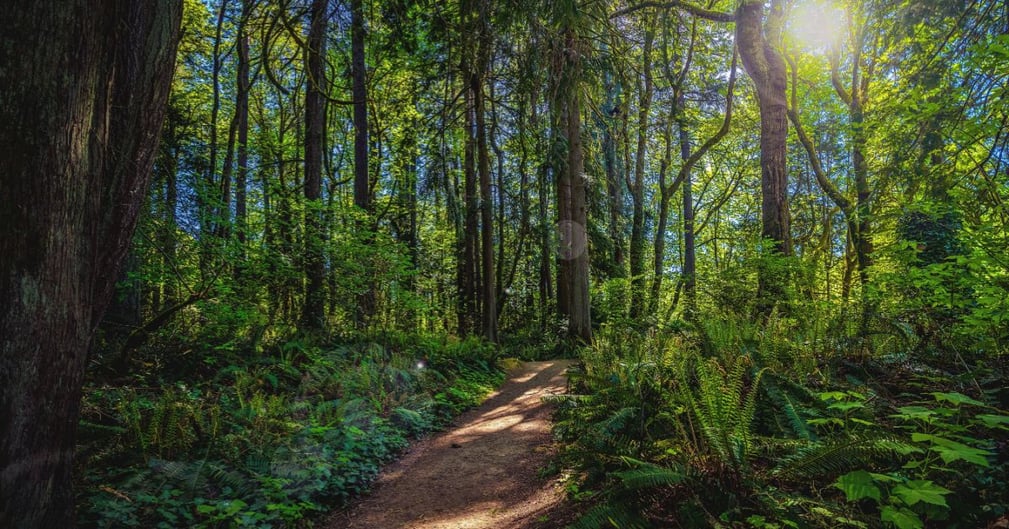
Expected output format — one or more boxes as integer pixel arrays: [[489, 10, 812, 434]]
[[1, 0, 1008, 528]]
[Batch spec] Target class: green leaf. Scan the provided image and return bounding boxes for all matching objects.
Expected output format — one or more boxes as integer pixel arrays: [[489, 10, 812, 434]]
[[931, 392, 985, 407], [819, 391, 849, 401], [833, 470, 881, 502], [893, 406, 934, 421], [976, 414, 1009, 429], [829, 401, 866, 412], [891, 480, 951, 507], [923, 435, 992, 467], [881, 506, 923, 529]]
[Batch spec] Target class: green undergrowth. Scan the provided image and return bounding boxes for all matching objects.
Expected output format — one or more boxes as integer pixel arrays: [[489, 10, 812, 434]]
[[552, 311, 1009, 529], [75, 334, 504, 528]]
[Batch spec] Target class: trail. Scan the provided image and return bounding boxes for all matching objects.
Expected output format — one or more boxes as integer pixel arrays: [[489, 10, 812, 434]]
[[327, 360, 576, 529]]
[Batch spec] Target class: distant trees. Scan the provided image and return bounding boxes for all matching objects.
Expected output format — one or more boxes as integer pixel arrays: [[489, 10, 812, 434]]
[[0, 3, 181, 528]]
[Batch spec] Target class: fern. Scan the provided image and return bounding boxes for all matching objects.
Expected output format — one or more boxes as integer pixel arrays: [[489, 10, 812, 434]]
[[761, 373, 817, 441], [571, 502, 650, 529], [613, 464, 687, 490], [773, 434, 919, 480], [682, 355, 766, 468]]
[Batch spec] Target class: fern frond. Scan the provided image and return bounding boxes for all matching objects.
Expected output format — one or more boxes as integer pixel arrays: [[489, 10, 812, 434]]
[[761, 373, 816, 441], [614, 464, 687, 491], [773, 435, 917, 480], [570, 502, 650, 529]]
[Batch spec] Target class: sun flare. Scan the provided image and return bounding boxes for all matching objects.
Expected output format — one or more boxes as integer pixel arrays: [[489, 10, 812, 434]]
[[790, 1, 846, 53]]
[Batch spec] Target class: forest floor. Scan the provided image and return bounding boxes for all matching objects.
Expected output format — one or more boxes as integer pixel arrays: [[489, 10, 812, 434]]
[[326, 359, 579, 529]]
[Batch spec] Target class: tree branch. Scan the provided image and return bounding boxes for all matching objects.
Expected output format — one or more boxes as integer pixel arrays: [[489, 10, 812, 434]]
[[611, 1, 735, 22]]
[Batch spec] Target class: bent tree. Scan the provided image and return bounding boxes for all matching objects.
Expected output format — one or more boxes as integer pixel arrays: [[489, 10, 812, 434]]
[[0, 3, 181, 528]]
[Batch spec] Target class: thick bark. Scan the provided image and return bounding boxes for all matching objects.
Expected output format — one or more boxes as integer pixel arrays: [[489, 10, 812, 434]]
[[0, 2, 180, 527], [301, 0, 327, 331], [736, 0, 791, 309], [470, 0, 497, 342], [557, 28, 592, 343], [737, 0, 790, 253]]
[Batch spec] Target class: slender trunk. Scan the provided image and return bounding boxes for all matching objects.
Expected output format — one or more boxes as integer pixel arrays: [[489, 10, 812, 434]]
[[351, 0, 374, 326], [301, 0, 327, 331], [235, 1, 251, 270], [679, 101, 697, 314], [462, 86, 480, 335], [475, 75, 497, 341], [603, 73, 624, 272], [629, 25, 654, 319]]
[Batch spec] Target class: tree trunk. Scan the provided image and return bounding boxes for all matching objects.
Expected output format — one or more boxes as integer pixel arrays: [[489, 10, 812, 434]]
[[736, 0, 791, 310], [351, 0, 375, 326], [679, 104, 697, 314], [0, 3, 180, 527], [558, 27, 592, 344], [629, 25, 654, 319], [301, 0, 327, 331], [462, 86, 480, 335], [235, 0, 251, 271], [471, 0, 497, 342]]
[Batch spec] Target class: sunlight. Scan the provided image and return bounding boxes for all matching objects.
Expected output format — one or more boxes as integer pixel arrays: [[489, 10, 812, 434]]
[[790, 1, 846, 53]]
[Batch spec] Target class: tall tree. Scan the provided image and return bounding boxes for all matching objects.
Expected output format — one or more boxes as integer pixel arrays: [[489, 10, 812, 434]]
[[0, 2, 181, 527], [235, 0, 253, 276], [553, 5, 592, 343], [301, 0, 327, 330], [735, 1, 792, 312], [470, 0, 498, 341], [628, 21, 655, 319], [351, 0, 375, 325]]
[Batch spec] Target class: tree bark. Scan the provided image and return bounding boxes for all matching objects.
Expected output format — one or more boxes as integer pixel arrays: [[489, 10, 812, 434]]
[[235, 0, 251, 275], [0, 2, 181, 527], [557, 27, 592, 344], [301, 0, 327, 331], [736, 0, 792, 310], [629, 24, 654, 319], [351, 0, 375, 326], [471, 0, 497, 342]]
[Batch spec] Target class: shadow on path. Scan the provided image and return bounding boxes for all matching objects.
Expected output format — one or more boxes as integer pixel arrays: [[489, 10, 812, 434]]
[[327, 360, 575, 529]]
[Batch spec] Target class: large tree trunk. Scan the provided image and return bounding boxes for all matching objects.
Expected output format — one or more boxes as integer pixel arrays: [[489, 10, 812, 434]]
[[471, 0, 497, 342], [736, 0, 791, 309], [0, 3, 180, 528], [301, 0, 327, 331], [558, 27, 592, 344]]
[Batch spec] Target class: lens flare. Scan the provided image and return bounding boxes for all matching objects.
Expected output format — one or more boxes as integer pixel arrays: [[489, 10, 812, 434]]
[[790, 1, 845, 53]]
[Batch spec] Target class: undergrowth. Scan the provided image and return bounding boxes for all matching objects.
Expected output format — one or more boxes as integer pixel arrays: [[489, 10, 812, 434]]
[[554, 310, 1009, 529], [75, 334, 504, 528]]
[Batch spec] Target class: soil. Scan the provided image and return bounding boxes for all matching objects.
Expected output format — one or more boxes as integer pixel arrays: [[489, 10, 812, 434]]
[[326, 360, 579, 529]]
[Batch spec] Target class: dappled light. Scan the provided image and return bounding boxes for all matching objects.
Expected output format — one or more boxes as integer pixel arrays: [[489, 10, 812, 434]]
[[332, 361, 573, 529]]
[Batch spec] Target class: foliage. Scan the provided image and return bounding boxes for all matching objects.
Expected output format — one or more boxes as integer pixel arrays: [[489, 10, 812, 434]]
[[77, 335, 504, 528], [554, 301, 1009, 529]]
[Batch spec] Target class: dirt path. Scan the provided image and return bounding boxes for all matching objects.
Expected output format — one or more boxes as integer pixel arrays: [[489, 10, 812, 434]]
[[327, 360, 576, 529]]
